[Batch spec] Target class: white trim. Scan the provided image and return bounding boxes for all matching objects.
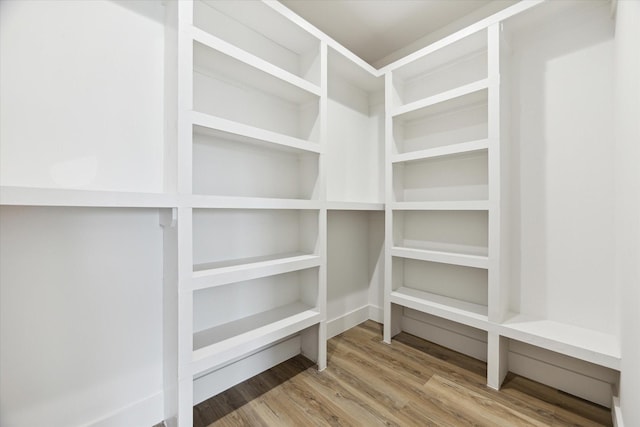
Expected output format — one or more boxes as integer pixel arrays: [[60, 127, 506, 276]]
[[86, 391, 164, 427], [612, 394, 624, 427], [327, 306, 370, 339]]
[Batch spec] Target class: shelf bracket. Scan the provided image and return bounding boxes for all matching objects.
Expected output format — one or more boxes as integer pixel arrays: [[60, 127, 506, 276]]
[[160, 207, 178, 228]]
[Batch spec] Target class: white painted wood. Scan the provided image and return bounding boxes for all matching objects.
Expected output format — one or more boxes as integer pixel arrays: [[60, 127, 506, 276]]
[[508, 350, 613, 407], [500, 313, 621, 370], [194, 0, 321, 84], [391, 201, 490, 210], [486, 332, 508, 390], [192, 125, 320, 200], [191, 111, 321, 154], [326, 306, 370, 339], [392, 140, 488, 164], [191, 302, 321, 375], [377, 0, 545, 74], [326, 201, 384, 211], [487, 22, 504, 326], [192, 254, 321, 290], [402, 313, 488, 362], [612, 394, 624, 427], [192, 336, 301, 405], [0, 186, 176, 208], [390, 287, 488, 330], [391, 246, 488, 269], [392, 79, 491, 118], [187, 195, 322, 210], [190, 27, 321, 97], [391, 30, 488, 108], [392, 150, 488, 202]]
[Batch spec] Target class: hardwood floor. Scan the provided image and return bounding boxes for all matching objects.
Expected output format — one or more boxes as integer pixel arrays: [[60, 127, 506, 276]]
[[193, 321, 612, 427]]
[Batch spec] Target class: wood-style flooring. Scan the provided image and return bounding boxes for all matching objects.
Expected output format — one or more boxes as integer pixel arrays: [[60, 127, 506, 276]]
[[193, 321, 612, 427]]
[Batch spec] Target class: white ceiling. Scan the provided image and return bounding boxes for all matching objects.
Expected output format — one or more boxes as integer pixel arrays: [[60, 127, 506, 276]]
[[280, 0, 514, 67]]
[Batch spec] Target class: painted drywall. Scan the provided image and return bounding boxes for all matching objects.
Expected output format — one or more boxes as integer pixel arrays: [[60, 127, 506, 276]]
[[0, 207, 164, 427], [614, 1, 640, 425], [508, 1, 617, 334], [0, 0, 165, 193]]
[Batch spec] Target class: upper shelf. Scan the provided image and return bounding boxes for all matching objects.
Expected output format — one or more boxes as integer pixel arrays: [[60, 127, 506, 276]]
[[500, 313, 621, 371], [193, 36, 320, 105], [191, 112, 322, 155], [392, 139, 489, 164], [193, 0, 321, 87], [0, 186, 176, 208], [392, 79, 490, 120]]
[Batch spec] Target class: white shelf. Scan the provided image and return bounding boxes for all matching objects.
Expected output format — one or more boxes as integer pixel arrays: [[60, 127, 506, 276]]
[[326, 201, 385, 211], [192, 253, 321, 290], [186, 195, 322, 210], [392, 245, 488, 269], [190, 27, 321, 99], [390, 287, 488, 330], [0, 186, 176, 208], [191, 302, 321, 375], [392, 139, 489, 164], [391, 201, 490, 211], [499, 313, 621, 370], [392, 79, 490, 119], [193, 40, 319, 108], [191, 112, 322, 155]]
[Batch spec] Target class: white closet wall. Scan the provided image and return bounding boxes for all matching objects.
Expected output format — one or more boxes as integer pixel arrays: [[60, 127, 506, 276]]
[[0, 1, 168, 426], [614, 1, 640, 425]]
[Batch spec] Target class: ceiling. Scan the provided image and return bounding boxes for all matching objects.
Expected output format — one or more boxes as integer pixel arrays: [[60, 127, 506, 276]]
[[280, 0, 514, 67]]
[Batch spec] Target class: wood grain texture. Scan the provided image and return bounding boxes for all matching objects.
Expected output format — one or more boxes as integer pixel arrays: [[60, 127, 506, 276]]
[[193, 321, 612, 427]]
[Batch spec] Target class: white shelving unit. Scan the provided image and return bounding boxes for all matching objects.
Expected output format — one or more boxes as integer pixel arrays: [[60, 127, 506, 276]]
[[2, 0, 636, 425], [383, 0, 623, 410], [384, 26, 495, 354]]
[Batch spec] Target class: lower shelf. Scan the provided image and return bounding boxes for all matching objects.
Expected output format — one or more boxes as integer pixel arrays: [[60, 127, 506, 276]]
[[191, 302, 321, 376], [499, 313, 621, 370], [390, 287, 488, 330]]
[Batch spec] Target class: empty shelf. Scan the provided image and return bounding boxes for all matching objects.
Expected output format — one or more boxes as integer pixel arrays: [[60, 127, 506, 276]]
[[500, 313, 621, 370], [192, 112, 322, 154], [391, 201, 489, 211], [392, 245, 488, 269], [392, 139, 489, 164], [0, 186, 176, 208], [392, 79, 490, 119], [192, 253, 321, 290], [191, 302, 321, 375], [390, 287, 488, 330], [192, 27, 321, 100]]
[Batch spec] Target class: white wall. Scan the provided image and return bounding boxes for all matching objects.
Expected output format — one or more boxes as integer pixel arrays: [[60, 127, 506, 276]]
[[507, 1, 617, 334], [0, 207, 165, 427], [327, 211, 384, 337], [0, 0, 166, 193], [0, 1, 168, 426], [614, 1, 640, 425]]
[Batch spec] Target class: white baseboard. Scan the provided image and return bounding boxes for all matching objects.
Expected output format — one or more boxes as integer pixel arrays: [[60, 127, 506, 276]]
[[193, 336, 301, 405], [611, 395, 624, 427], [88, 390, 164, 427], [327, 306, 370, 339], [368, 305, 383, 323]]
